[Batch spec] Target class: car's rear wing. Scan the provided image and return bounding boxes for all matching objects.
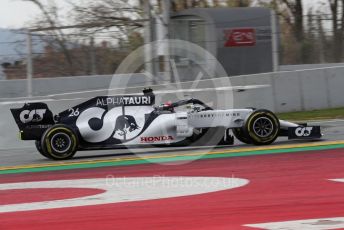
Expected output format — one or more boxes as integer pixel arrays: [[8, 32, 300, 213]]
[[10, 103, 55, 140]]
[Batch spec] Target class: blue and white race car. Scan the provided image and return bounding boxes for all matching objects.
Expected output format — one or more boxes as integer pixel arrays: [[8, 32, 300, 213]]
[[11, 88, 321, 160]]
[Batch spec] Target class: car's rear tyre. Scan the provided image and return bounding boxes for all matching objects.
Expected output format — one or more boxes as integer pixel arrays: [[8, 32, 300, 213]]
[[232, 128, 252, 144], [35, 140, 50, 158], [41, 125, 78, 160], [243, 110, 280, 145]]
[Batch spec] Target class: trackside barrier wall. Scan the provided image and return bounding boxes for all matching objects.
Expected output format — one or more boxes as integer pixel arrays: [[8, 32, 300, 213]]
[[0, 74, 153, 98]]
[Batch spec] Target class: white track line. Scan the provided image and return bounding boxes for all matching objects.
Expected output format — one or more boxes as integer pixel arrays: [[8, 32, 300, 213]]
[[0, 177, 248, 213], [245, 217, 344, 229]]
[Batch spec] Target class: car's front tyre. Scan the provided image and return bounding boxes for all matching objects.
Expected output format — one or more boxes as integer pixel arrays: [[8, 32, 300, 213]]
[[243, 110, 280, 145], [41, 125, 78, 160], [232, 127, 252, 144]]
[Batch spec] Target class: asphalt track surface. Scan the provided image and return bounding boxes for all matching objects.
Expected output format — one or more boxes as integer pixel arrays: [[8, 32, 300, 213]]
[[0, 119, 344, 229]]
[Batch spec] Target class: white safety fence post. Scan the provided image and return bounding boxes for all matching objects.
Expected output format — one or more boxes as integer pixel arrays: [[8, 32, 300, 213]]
[[26, 30, 33, 98]]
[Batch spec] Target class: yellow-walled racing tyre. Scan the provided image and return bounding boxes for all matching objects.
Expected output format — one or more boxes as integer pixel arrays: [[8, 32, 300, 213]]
[[41, 125, 78, 160], [232, 128, 252, 144], [35, 140, 50, 158], [243, 109, 280, 145]]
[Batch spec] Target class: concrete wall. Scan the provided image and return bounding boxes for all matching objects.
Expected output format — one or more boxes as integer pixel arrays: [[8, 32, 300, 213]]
[[280, 63, 344, 71], [0, 73, 153, 98], [2, 65, 344, 149], [230, 66, 344, 112]]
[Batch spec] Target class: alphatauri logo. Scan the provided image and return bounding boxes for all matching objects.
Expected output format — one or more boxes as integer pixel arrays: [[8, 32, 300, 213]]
[[19, 109, 46, 124], [295, 127, 313, 137]]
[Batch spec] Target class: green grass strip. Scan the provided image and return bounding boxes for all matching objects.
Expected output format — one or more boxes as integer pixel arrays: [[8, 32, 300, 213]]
[[278, 107, 344, 121], [1, 143, 344, 175]]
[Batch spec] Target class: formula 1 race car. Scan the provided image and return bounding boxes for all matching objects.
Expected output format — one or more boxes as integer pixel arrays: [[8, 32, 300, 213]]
[[11, 88, 322, 160]]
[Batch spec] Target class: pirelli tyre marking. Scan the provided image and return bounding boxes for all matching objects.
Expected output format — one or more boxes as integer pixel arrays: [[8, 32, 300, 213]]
[[245, 110, 280, 145], [41, 126, 78, 160]]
